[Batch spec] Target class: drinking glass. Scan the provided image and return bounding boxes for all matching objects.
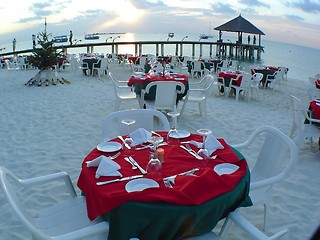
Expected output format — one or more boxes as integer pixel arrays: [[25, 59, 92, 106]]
[[166, 111, 180, 145], [121, 119, 136, 154], [196, 128, 212, 160], [146, 151, 162, 177]]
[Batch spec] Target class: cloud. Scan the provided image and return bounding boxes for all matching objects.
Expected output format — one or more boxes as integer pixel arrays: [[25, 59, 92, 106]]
[[286, 14, 304, 21], [238, 0, 270, 8], [210, 2, 237, 14], [129, 0, 166, 9], [290, 0, 320, 13]]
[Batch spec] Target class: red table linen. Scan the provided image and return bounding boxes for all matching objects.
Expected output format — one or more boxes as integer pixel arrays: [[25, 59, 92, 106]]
[[127, 73, 188, 86], [77, 132, 248, 221]]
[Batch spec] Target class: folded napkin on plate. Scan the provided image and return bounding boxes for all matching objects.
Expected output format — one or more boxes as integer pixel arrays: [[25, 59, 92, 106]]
[[86, 155, 122, 178], [130, 128, 152, 146], [204, 134, 224, 155]]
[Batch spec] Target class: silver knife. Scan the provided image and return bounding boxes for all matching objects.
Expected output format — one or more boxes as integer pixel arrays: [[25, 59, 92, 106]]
[[96, 174, 143, 186], [118, 135, 131, 149], [180, 145, 203, 160], [129, 156, 147, 174]]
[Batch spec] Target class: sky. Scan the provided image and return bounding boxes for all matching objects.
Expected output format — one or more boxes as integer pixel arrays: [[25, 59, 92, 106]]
[[0, 0, 319, 50]]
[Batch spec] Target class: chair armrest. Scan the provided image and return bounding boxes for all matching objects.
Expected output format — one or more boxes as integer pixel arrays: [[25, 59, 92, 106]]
[[250, 174, 285, 190], [20, 172, 77, 198], [226, 211, 288, 240]]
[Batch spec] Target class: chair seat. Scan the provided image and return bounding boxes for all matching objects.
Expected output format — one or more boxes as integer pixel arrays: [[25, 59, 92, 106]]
[[35, 196, 109, 238]]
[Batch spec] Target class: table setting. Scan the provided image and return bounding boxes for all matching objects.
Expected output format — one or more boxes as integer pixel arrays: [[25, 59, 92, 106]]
[[77, 125, 252, 239]]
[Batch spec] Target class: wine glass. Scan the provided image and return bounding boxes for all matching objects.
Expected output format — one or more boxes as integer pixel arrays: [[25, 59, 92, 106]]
[[196, 129, 212, 161], [146, 151, 162, 177], [166, 111, 180, 145], [121, 119, 136, 154]]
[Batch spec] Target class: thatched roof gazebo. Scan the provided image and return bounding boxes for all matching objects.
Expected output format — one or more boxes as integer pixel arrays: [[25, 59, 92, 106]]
[[214, 14, 265, 59], [214, 14, 265, 45]]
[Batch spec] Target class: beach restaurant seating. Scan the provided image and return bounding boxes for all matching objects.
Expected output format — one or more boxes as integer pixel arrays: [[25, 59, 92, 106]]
[[109, 72, 138, 111], [0, 166, 109, 239], [102, 109, 170, 141], [180, 74, 214, 117], [265, 68, 284, 90], [230, 125, 298, 232], [219, 210, 288, 239], [140, 81, 185, 113], [230, 72, 252, 101], [290, 95, 320, 150], [250, 72, 263, 99]]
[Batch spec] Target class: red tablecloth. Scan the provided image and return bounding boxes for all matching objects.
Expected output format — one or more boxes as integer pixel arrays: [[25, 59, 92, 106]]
[[128, 56, 139, 63], [127, 73, 188, 86], [310, 99, 320, 120], [77, 132, 248, 221], [218, 71, 242, 86]]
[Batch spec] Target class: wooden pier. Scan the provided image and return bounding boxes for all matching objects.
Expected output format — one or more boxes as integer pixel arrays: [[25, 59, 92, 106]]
[[0, 40, 264, 60]]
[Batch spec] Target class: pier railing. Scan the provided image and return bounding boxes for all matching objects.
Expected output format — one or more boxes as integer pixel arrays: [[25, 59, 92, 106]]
[[0, 40, 264, 60]]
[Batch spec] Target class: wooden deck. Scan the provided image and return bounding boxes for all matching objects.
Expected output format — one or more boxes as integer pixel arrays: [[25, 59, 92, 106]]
[[0, 40, 264, 60]]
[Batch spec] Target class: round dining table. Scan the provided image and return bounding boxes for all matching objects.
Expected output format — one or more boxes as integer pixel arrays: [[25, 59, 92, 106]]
[[127, 73, 189, 101], [77, 131, 252, 240]]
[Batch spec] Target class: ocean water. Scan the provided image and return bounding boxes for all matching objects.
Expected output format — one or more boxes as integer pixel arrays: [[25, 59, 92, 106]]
[[2, 32, 319, 81]]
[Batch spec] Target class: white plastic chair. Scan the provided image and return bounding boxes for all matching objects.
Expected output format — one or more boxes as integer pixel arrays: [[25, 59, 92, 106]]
[[307, 77, 320, 100], [109, 72, 138, 111], [290, 95, 320, 149], [79, 60, 90, 76], [0, 166, 109, 240], [251, 72, 263, 99], [265, 69, 283, 91], [140, 81, 185, 112], [92, 58, 108, 77], [102, 109, 170, 140], [220, 210, 288, 240], [180, 75, 214, 117], [230, 125, 298, 232], [191, 61, 205, 78], [230, 72, 252, 101]]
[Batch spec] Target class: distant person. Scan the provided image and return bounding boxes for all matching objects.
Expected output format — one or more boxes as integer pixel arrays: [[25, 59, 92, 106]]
[[247, 35, 251, 44], [32, 34, 36, 48], [69, 30, 73, 45], [12, 38, 16, 52], [253, 35, 256, 45]]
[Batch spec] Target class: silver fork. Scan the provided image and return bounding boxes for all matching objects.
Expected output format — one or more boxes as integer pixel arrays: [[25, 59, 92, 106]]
[[109, 151, 121, 160]]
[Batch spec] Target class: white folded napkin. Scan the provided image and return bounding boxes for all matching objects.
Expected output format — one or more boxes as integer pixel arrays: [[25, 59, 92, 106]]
[[204, 134, 224, 155], [86, 155, 122, 178], [130, 128, 152, 146]]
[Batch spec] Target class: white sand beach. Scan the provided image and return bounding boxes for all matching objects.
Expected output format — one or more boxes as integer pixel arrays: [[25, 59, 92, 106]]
[[0, 62, 319, 240]]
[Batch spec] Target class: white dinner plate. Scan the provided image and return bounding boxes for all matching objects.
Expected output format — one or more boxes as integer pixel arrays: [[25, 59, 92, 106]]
[[125, 178, 159, 192], [96, 142, 122, 152], [174, 78, 185, 81], [169, 130, 190, 139], [316, 103, 320, 106], [214, 163, 239, 176]]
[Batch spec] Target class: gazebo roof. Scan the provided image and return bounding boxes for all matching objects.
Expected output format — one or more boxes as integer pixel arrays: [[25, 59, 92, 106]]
[[214, 14, 265, 35]]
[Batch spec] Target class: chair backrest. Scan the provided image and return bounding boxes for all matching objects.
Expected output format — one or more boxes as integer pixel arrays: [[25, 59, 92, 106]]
[[0, 167, 49, 239], [196, 75, 214, 94], [252, 72, 263, 84], [237, 126, 298, 186], [102, 109, 170, 140], [143, 81, 185, 111], [137, 56, 147, 65], [239, 72, 252, 88], [192, 61, 204, 71], [291, 95, 309, 135]]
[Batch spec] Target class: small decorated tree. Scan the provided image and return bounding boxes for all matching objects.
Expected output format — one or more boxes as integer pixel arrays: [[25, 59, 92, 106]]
[[26, 20, 69, 86], [29, 31, 60, 71]]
